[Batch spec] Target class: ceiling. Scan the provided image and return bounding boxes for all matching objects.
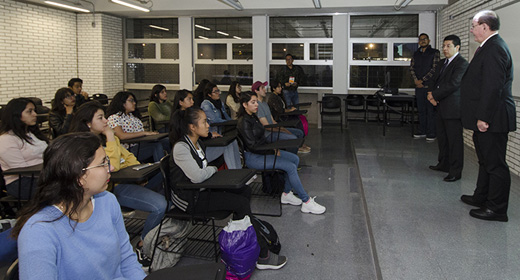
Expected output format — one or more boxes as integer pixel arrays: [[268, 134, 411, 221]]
[[19, 0, 448, 18]]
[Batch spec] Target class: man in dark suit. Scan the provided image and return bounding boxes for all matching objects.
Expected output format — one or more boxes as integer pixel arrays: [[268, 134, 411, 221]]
[[427, 35, 469, 182], [460, 10, 516, 222]]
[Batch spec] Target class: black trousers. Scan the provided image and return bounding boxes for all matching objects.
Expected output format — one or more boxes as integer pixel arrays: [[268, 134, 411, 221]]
[[472, 131, 511, 214], [435, 116, 463, 177]]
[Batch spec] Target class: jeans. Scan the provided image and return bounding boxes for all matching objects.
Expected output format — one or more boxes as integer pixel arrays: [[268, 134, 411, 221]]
[[5, 177, 38, 200], [415, 88, 436, 137], [129, 139, 168, 163], [264, 130, 300, 154], [113, 178, 167, 240], [205, 140, 242, 169], [283, 89, 299, 107], [244, 150, 309, 202]]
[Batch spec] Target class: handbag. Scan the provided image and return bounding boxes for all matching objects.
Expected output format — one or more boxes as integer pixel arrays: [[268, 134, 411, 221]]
[[261, 171, 285, 196]]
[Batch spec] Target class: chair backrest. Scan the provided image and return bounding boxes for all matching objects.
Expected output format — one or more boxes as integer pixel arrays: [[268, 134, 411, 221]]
[[4, 259, 18, 280], [366, 95, 380, 106], [92, 93, 109, 105], [321, 96, 342, 109], [346, 95, 364, 106], [159, 154, 172, 201]]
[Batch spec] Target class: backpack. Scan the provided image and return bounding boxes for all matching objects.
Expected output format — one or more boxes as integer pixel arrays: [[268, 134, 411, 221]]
[[250, 216, 281, 254], [261, 171, 285, 196]]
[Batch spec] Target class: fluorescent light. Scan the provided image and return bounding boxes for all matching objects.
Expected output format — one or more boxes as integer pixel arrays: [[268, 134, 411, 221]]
[[149, 25, 169, 31], [233, 36, 242, 39], [44, 0, 91, 12], [111, 0, 149, 12], [198, 36, 209, 40], [221, 0, 243, 11], [195, 24, 210, 31], [313, 0, 321, 9], [217, 31, 229, 36]]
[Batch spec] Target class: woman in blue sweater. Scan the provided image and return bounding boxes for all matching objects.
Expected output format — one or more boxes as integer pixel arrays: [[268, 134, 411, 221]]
[[12, 132, 146, 280]]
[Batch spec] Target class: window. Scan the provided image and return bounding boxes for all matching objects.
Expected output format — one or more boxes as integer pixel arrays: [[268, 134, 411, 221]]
[[125, 18, 180, 87], [269, 16, 333, 88], [348, 15, 418, 89], [194, 17, 253, 86]]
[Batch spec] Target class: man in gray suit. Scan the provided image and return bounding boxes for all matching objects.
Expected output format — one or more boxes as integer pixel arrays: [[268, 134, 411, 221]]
[[427, 35, 469, 182], [460, 10, 516, 222]]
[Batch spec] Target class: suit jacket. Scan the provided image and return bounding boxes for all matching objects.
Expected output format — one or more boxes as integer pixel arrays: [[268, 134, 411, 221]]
[[460, 34, 516, 132], [429, 54, 469, 119]]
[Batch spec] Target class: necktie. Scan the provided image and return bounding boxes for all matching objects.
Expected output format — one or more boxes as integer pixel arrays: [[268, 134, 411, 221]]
[[439, 59, 449, 75], [475, 46, 481, 56]]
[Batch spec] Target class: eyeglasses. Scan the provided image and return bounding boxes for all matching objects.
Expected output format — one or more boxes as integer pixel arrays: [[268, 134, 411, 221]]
[[212, 89, 221, 94], [470, 23, 482, 30], [82, 156, 110, 171], [127, 98, 136, 103]]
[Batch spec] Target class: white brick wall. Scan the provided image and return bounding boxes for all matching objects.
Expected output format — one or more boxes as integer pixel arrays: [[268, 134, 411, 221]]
[[0, 0, 77, 104], [439, 0, 520, 176]]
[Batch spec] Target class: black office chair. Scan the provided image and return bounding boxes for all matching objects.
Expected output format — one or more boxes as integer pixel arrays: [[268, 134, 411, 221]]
[[318, 95, 343, 132], [365, 94, 381, 122], [345, 94, 365, 126], [91, 93, 109, 105], [149, 155, 232, 271]]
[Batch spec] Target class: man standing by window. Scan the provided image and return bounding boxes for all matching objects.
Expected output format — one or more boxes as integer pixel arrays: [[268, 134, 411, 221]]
[[277, 54, 305, 106], [410, 33, 440, 141]]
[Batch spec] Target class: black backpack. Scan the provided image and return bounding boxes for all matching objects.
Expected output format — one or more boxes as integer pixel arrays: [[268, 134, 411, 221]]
[[251, 216, 281, 254]]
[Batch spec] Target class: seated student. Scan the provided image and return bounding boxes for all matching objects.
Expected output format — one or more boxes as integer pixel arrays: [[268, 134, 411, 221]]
[[252, 81, 310, 154], [13, 132, 146, 280], [268, 80, 297, 122], [226, 81, 242, 120], [49, 87, 76, 138], [170, 107, 286, 269], [172, 89, 241, 169], [70, 101, 166, 265], [148, 84, 173, 133], [68, 78, 89, 107], [193, 79, 210, 108], [237, 91, 325, 215], [107, 91, 168, 163], [200, 82, 231, 135], [0, 98, 48, 199]]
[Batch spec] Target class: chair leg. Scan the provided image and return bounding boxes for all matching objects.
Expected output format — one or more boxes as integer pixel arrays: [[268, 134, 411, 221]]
[[211, 218, 219, 262]]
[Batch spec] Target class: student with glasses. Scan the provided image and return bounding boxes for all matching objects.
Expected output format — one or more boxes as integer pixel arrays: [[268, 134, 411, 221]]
[[13, 132, 146, 280], [106, 91, 169, 163], [49, 87, 77, 138], [200, 82, 231, 135], [70, 101, 166, 266]]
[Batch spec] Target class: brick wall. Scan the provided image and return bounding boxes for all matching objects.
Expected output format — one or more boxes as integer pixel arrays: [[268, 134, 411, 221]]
[[0, 0, 77, 104], [439, 0, 520, 176]]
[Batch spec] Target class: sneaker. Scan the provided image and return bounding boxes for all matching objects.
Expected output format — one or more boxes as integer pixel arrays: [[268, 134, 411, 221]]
[[298, 147, 311, 154], [245, 174, 258, 185], [413, 134, 426, 138], [426, 137, 436, 141], [281, 191, 303, 205], [256, 252, 287, 270], [135, 245, 152, 267], [301, 197, 326, 215]]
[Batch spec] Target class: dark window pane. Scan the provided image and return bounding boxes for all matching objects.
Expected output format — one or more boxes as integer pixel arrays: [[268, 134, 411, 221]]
[[353, 43, 387, 61], [194, 18, 252, 39], [349, 66, 414, 88], [232, 43, 252, 60], [272, 43, 304, 60], [126, 18, 179, 39], [310, 43, 333, 60], [195, 64, 253, 86], [350, 15, 418, 38], [270, 16, 332, 38], [128, 43, 156, 59], [161, 44, 179, 59], [197, 44, 227, 60], [270, 65, 332, 87], [126, 63, 179, 84], [393, 43, 416, 61]]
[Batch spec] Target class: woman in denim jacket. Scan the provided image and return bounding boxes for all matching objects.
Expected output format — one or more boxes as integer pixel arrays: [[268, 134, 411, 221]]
[[200, 82, 231, 135]]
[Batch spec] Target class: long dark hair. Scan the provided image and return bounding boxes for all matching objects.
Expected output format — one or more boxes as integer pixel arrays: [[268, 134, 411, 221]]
[[194, 79, 210, 107], [150, 84, 166, 103], [236, 91, 257, 118], [106, 91, 141, 118], [169, 107, 204, 145], [11, 132, 103, 238], [51, 87, 75, 115], [203, 82, 218, 100], [70, 101, 107, 143], [228, 81, 241, 103], [0, 98, 48, 145]]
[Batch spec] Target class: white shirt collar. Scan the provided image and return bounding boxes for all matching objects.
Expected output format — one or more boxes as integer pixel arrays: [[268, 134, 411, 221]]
[[480, 32, 498, 47], [446, 52, 459, 65]]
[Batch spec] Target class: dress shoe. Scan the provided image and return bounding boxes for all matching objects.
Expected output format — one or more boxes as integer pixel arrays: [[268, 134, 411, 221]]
[[460, 195, 484, 208], [429, 165, 449, 172], [443, 175, 461, 182], [469, 208, 508, 222]]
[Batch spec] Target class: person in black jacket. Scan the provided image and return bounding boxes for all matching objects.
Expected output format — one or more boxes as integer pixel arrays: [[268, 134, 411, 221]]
[[237, 91, 325, 215], [49, 87, 76, 138]]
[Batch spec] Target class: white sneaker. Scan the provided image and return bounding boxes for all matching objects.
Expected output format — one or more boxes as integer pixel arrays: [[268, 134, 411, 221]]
[[281, 191, 303, 205], [301, 197, 326, 214]]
